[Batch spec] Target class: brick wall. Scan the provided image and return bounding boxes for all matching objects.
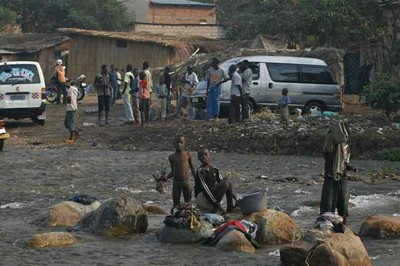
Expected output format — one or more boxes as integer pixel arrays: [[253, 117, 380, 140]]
[[135, 23, 226, 39], [148, 5, 216, 24]]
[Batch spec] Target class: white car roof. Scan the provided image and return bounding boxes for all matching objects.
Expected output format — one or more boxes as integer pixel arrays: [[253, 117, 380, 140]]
[[224, 56, 327, 66], [0, 61, 41, 66]]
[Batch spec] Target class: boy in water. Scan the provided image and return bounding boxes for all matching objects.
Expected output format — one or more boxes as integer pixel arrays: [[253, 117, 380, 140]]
[[165, 135, 196, 206], [278, 88, 290, 125], [195, 148, 237, 214]]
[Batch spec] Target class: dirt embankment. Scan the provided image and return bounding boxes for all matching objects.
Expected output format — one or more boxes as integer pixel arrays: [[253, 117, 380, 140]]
[[2, 95, 399, 161]]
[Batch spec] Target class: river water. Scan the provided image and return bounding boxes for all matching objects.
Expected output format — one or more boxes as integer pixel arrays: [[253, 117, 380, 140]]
[[1, 150, 399, 265]]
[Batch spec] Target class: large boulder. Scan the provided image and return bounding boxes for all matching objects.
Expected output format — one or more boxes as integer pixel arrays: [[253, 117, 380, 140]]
[[245, 209, 302, 244], [358, 215, 400, 239], [27, 232, 77, 248], [280, 228, 372, 266], [159, 222, 213, 243], [31, 201, 101, 227], [77, 196, 148, 236], [216, 230, 256, 254]]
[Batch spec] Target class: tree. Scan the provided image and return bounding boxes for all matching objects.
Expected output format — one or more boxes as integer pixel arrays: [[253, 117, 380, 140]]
[[0, 6, 17, 31], [0, 0, 131, 32], [216, 0, 388, 48]]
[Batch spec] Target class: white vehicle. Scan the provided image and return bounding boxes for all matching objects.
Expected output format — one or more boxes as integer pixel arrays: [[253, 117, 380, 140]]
[[0, 61, 46, 125], [191, 56, 342, 115]]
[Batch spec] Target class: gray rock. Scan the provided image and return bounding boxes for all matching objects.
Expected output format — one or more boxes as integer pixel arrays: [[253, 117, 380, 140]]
[[280, 228, 372, 266], [159, 222, 213, 243], [216, 230, 255, 253], [27, 232, 77, 248], [77, 196, 148, 236], [31, 201, 101, 227]]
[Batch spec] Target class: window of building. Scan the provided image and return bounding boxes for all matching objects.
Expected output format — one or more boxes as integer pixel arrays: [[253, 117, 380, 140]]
[[116, 40, 127, 48]]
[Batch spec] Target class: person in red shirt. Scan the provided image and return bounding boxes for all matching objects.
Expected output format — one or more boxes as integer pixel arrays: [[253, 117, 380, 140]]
[[139, 71, 151, 126]]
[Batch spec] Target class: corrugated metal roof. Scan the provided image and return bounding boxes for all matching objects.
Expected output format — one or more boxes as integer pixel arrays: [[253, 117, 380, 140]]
[[150, 0, 215, 7]]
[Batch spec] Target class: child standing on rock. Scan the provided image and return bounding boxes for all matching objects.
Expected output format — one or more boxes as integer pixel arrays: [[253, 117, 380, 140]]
[[64, 80, 79, 144], [163, 135, 196, 207], [278, 88, 290, 125]]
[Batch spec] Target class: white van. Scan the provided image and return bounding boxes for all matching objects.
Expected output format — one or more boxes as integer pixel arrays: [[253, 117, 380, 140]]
[[191, 56, 342, 114], [0, 61, 46, 125]]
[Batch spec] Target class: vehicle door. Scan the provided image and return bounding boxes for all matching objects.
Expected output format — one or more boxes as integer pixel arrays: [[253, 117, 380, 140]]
[[246, 62, 264, 104], [300, 65, 340, 107], [264, 63, 302, 107]]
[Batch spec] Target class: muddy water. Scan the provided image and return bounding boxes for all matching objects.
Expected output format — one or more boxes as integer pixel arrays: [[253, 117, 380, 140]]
[[1, 150, 400, 265]]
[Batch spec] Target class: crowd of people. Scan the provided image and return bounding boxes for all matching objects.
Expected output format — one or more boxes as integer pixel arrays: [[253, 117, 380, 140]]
[[58, 58, 355, 225]]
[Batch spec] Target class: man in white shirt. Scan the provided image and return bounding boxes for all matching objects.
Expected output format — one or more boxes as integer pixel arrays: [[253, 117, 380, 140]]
[[122, 64, 135, 124], [64, 81, 79, 143], [240, 60, 252, 120], [228, 64, 242, 124], [174, 66, 199, 120]]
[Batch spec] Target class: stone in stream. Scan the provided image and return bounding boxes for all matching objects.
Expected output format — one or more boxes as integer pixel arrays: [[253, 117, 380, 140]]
[[143, 203, 166, 215], [77, 196, 148, 236], [280, 228, 372, 266], [358, 215, 400, 239], [158, 222, 213, 243], [31, 201, 101, 227], [245, 209, 303, 244], [27, 232, 77, 248], [216, 230, 256, 253]]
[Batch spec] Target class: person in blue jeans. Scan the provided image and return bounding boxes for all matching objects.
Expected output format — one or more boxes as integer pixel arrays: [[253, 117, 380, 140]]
[[206, 58, 229, 120]]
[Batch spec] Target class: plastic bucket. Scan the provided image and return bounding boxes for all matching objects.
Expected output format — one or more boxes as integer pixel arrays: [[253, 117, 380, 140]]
[[237, 190, 267, 214]]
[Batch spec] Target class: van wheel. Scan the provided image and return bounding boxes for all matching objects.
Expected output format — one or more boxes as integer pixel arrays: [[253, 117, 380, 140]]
[[305, 102, 324, 114], [37, 120, 45, 126], [0, 139, 4, 151]]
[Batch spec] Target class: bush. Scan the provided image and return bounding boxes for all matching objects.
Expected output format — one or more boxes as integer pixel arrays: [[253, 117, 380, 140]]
[[379, 148, 400, 161], [362, 74, 400, 118]]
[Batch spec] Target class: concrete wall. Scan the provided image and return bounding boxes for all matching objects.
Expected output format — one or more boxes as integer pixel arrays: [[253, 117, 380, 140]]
[[148, 5, 216, 24], [135, 23, 226, 39]]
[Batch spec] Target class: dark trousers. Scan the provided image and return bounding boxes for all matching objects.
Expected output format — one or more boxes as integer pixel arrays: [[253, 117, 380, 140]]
[[56, 82, 67, 104], [320, 176, 349, 217], [229, 95, 241, 124], [212, 178, 234, 211], [241, 93, 250, 120], [172, 180, 192, 206]]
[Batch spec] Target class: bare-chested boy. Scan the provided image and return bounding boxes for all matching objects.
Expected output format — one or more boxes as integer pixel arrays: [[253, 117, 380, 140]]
[[165, 135, 196, 206]]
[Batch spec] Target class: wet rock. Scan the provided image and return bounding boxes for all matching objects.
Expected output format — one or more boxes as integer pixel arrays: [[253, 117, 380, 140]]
[[358, 215, 400, 239], [216, 230, 255, 253], [159, 222, 213, 243], [143, 203, 166, 215], [280, 228, 372, 266], [245, 209, 302, 244], [77, 196, 148, 236], [27, 232, 77, 248], [31, 201, 101, 227]]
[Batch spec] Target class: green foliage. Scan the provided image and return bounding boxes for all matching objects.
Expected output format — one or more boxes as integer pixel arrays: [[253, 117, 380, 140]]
[[0, 6, 17, 30], [0, 0, 130, 32], [216, 0, 387, 48], [362, 74, 400, 118], [379, 148, 400, 161]]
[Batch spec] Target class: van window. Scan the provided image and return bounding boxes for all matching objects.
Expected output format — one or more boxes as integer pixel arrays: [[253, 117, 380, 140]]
[[0, 64, 40, 85], [249, 63, 260, 80], [267, 63, 300, 82], [301, 65, 336, 84]]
